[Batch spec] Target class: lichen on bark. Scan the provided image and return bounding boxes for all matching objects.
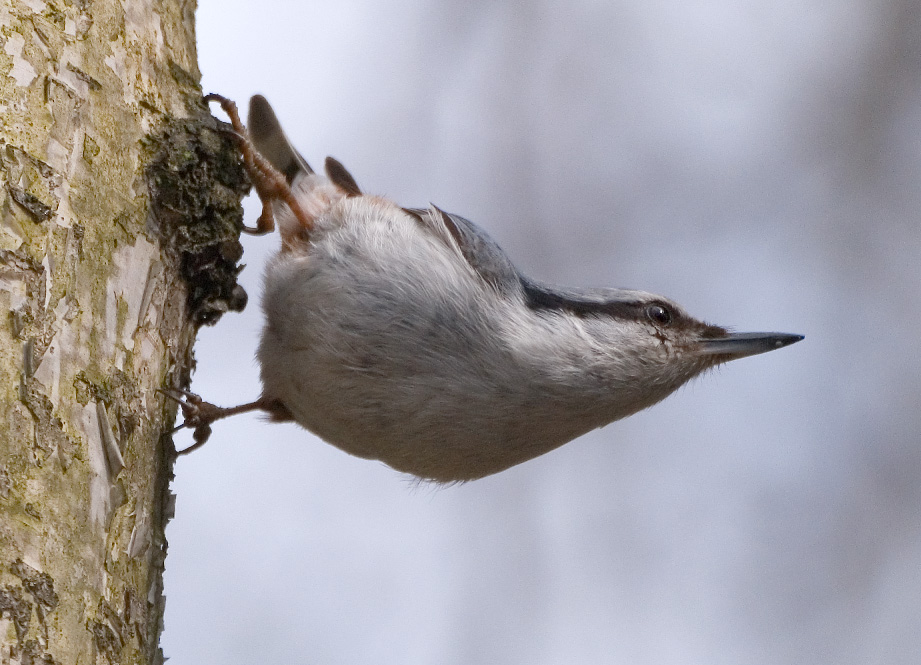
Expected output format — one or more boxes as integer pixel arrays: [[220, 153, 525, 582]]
[[145, 115, 251, 326]]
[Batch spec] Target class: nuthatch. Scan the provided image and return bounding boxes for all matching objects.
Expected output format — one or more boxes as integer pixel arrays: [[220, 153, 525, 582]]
[[165, 94, 803, 483]]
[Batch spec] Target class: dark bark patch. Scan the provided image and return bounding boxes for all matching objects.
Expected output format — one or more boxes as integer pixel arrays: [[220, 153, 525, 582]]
[[0, 585, 31, 641], [145, 113, 251, 326], [11, 559, 59, 611]]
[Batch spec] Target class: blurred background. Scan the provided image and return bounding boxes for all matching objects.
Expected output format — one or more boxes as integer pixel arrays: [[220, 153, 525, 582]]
[[163, 1, 921, 663]]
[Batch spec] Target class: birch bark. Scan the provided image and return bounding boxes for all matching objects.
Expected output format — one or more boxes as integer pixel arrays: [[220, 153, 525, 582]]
[[0, 1, 245, 663]]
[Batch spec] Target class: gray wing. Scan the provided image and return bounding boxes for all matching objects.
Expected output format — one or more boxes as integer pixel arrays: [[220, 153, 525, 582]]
[[247, 95, 313, 181], [403, 207, 523, 296], [402, 206, 647, 317]]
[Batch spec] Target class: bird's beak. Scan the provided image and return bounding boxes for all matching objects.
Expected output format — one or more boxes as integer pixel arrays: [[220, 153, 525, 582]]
[[698, 332, 804, 360]]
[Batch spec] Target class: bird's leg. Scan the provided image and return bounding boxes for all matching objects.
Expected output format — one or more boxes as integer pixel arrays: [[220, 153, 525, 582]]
[[204, 93, 313, 237], [159, 388, 281, 456]]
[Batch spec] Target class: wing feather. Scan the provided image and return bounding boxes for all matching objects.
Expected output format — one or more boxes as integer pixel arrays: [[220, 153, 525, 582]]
[[402, 206, 521, 295]]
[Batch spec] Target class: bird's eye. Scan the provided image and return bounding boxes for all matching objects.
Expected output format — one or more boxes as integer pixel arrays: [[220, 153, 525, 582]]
[[646, 304, 672, 326]]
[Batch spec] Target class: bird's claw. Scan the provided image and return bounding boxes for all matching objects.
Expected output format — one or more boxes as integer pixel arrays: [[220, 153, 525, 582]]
[[158, 388, 222, 455], [204, 92, 314, 238]]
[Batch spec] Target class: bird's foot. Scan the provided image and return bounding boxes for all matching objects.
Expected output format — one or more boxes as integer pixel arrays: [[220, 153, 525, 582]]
[[160, 389, 279, 456], [204, 93, 313, 237], [159, 388, 227, 455]]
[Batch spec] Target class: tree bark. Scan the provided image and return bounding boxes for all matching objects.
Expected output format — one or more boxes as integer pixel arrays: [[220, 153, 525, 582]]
[[0, 1, 245, 663]]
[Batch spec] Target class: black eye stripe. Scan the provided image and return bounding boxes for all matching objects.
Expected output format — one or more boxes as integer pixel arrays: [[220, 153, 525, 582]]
[[523, 283, 658, 321]]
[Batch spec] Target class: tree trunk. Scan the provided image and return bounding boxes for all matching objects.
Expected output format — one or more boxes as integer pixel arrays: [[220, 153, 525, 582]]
[[0, 1, 245, 663]]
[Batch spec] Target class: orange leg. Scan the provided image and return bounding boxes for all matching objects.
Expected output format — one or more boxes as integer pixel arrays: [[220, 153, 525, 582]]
[[204, 93, 314, 237], [159, 388, 291, 456]]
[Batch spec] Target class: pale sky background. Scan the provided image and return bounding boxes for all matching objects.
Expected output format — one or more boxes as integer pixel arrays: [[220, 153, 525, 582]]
[[163, 2, 921, 664]]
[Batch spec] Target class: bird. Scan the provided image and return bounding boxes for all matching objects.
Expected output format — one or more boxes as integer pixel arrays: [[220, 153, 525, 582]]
[[164, 93, 803, 483]]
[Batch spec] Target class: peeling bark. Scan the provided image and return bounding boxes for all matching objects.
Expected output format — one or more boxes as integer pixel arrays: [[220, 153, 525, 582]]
[[0, 1, 243, 663]]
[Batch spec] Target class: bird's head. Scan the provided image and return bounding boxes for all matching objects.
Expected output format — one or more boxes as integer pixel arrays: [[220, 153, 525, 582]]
[[519, 282, 803, 417]]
